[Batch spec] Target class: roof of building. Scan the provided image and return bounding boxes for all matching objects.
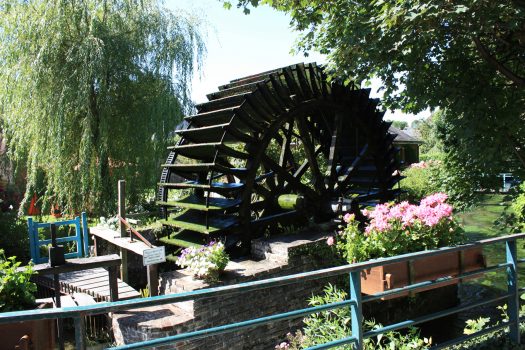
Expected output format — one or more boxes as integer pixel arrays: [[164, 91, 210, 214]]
[[389, 126, 423, 144]]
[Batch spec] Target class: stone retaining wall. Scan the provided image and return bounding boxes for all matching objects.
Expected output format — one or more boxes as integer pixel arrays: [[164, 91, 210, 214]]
[[112, 231, 339, 349]]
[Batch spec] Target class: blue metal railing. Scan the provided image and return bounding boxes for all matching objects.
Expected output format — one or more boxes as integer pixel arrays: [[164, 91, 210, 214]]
[[2, 233, 525, 349]]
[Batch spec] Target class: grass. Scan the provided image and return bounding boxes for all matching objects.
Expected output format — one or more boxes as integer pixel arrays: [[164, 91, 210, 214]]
[[457, 193, 524, 295]]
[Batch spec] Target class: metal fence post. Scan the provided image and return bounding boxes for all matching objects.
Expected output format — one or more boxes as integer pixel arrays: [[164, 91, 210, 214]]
[[506, 239, 520, 344], [74, 315, 86, 350], [350, 271, 363, 350]]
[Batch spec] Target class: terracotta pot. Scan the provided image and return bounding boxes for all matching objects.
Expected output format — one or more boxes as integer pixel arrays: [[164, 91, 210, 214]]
[[360, 246, 485, 299]]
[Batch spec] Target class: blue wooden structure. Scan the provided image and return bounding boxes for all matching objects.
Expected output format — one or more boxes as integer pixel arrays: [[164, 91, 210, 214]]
[[2, 233, 525, 349], [28, 213, 89, 264]]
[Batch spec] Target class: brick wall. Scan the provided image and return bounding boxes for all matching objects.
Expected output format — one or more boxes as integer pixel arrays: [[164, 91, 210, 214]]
[[112, 232, 338, 349]]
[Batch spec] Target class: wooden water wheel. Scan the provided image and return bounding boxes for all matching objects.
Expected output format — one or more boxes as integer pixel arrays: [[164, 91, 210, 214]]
[[157, 63, 401, 257]]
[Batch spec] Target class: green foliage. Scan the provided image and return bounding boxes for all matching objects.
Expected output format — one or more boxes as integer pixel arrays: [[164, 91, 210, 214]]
[[416, 111, 444, 160], [0, 249, 36, 312], [399, 163, 440, 203], [463, 317, 491, 336], [510, 183, 525, 232], [0, 213, 31, 263], [400, 160, 479, 210], [452, 303, 525, 349], [0, 0, 205, 215], [278, 284, 430, 349]]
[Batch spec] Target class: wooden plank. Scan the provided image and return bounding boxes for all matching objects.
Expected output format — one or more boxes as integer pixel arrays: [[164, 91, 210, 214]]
[[34, 265, 139, 303], [68, 276, 109, 287], [25, 254, 121, 275], [89, 227, 151, 256], [59, 295, 77, 308], [73, 279, 110, 290], [60, 271, 107, 283], [118, 291, 142, 299], [72, 293, 97, 306]]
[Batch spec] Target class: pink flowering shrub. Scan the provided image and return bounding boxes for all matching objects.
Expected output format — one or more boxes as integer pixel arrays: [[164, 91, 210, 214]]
[[336, 193, 464, 262], [410, 161, 429, 169]]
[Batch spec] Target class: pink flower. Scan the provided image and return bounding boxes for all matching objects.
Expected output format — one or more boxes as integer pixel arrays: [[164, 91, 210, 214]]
[[361, 209, 369, 217], [421, 193, 448, 208], [275, 342, 289, 349], [326, 236, 335, 246], [343, 213, 355, 223], [410, 161, 428, 169]]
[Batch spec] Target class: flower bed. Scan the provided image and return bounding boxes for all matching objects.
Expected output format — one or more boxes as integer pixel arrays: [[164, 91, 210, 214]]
[[334, 193, 485, 297], [176, 241, 229, 281], [337, 193, 464, 262]]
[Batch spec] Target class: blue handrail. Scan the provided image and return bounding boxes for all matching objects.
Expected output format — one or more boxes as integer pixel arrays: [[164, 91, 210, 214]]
[[2, 232, 525, 349]]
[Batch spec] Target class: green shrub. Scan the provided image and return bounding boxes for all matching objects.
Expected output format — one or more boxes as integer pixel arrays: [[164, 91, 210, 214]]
[[400, 161, 478, 210], [0, 213, 31, 263], [451, 304, 525, 349], [0, 250, 36, 312], [399, 163, 440, 203], [510, 183, 525, 232], [276, 284, 431, 349]]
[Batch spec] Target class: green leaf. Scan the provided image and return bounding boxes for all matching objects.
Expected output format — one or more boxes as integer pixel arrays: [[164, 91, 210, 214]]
[[454, 5, 469, 13]]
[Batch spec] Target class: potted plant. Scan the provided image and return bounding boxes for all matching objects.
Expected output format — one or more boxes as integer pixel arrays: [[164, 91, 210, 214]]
[[0, 249, 56, 349], [334, 193, 485, 298], [176, 241, 230, 282]]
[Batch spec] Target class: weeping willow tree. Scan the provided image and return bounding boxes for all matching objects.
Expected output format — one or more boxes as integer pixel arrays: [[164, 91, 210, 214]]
[[0, 0, 205, 215]]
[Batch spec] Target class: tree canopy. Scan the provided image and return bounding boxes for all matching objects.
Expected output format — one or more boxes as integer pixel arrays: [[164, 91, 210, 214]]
[[0, 0, 205, 215], [228, 0, 525, 181]]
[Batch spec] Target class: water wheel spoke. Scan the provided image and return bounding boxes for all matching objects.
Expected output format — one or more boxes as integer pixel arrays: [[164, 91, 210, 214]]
[[262, 164, 278, 191], [261, 154, 320, 201], [296, 115, 325, 193], [335, 143, 369, 191], [253, 183, 272, 198], [279, 122, 296, 176], [326, 112, 343, 191]]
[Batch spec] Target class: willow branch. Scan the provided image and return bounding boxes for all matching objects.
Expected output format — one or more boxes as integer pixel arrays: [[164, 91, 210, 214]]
[[473, 36, 525, 88]]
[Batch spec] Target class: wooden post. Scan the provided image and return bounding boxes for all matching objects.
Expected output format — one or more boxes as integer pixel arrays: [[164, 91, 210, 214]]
[[108, 265, 119, 302], [147, 264, 159, 297], [118, 180, 128, 283], [50, 223, 65, 350]]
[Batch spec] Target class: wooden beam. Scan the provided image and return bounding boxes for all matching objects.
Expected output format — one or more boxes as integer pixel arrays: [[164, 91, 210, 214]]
[[25, 254, 121, 275], [89, 227, 151, 256]]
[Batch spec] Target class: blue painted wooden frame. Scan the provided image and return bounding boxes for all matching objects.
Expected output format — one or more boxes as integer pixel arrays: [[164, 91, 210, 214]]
[[27, 212, 89, 264], [3, 232, 525, 350]]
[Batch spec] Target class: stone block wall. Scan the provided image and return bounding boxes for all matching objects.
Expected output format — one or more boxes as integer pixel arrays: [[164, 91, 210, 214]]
[[112, 232, 340, 349]]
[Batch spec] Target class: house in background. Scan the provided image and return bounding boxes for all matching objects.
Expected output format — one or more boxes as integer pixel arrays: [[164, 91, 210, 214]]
[[389, 126, 423, 166]]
